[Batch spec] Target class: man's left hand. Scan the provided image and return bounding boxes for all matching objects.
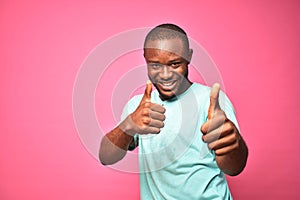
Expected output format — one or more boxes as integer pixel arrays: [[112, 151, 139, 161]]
[[201, 83, 241, 156]]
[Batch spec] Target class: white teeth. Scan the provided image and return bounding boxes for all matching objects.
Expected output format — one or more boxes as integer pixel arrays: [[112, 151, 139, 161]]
[[162, 82, 173, 86]]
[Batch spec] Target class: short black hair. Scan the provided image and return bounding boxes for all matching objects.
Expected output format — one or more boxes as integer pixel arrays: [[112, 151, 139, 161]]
[[144, 23, 190, 51]]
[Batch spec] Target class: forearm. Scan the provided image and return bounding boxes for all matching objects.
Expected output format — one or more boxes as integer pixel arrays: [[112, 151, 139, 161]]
[[216, 135, 248, 176], [99, 118, 134, 165]]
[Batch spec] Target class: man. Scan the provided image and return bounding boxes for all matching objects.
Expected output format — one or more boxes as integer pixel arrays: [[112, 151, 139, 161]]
[[99, 24, 248, 199]]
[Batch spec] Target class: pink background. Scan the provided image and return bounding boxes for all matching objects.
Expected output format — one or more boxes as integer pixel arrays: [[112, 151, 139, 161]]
[[1, 0, 300, 199]]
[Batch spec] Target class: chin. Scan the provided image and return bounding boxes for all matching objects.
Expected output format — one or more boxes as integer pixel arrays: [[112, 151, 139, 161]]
[[153, 83, 177, 100], [158, 90, 177, 101]]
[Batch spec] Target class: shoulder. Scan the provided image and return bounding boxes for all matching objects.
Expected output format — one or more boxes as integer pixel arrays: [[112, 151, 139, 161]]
[[191, 82, 236, 111], [120, 94, 143, 119], [191, 82, 232, 103], [191, 83, 210, 94], [190, 82, 211, 104], [127, 94, 143, 106]]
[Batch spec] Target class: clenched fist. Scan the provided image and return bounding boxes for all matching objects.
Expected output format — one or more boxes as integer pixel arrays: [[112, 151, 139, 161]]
[[201, 83, 241, 156], [123, 80, 166, 136]]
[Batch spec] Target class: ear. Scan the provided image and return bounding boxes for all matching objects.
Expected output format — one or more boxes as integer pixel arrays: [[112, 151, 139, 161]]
[[187, 48, 193, 64]]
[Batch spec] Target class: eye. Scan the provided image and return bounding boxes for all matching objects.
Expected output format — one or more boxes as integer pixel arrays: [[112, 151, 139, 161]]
[[149, 63, 162, 69], [170, 62, 182, 68]]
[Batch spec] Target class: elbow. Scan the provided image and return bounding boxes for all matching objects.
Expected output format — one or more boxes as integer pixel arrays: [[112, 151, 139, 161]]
[[99, 153, 117, 166], [98, 137, 115, 165], [99, 152, 108, 165], [99, 147, 117, 166], [99, 158, 113, 166], [99, 136, 128, 166], [98, 145, 125, 166]]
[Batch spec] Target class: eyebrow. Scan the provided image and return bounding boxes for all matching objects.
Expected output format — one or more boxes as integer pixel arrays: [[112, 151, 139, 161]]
[[146, 60, 160, 63], [146, 58, 183, 64], [167, 59, 182, 64]]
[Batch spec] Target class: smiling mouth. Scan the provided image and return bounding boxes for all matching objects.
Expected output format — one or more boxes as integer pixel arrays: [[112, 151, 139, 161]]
[[157, 80, 177, 90]]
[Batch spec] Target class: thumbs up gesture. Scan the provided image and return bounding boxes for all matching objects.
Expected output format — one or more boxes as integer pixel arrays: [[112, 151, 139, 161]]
[[201, 83, 241, 156], [124, 81, 166, 136]]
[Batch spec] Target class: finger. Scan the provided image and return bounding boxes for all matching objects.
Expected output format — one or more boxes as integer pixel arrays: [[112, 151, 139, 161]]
[[150, 103, 166, 114], [207, 133, 237, 151], [201, 112, 227, 134], [202, 123, 232, 143], [215, 142, 239, 156], [208, 83, 221, 119], [140, 103, 165, 117], [149, 110, 166, 121], [149, 119, 164, 128], [144, 126, 161, 134], [142, 80, 152, 102]]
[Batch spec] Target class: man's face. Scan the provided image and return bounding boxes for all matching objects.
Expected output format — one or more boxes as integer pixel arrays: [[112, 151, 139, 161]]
[[144, 38, 192, 100]]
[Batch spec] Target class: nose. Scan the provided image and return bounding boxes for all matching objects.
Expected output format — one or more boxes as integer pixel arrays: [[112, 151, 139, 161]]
[[159, 65, 172, 80]]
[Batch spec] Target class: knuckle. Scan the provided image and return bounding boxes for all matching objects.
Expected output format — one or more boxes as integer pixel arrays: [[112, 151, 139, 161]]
[[200, 125, 206, 133], [202, 135, 207, 142], [223, 122, 230, 132], [234, 141, 239, 149], [220, 115, 227, 123], [150, 127, 160, 134], [142, 109, 150, 116], [142, 118, 151, 125], [215, 149, 220, 155], [216, 126, 222, 135], [208, 143, 214, 150], [225, 122, 235, 133], [141, 124, 147, 129], [144, 102, 150, 108], [228, 133, 238, 144], [232, 132, 238, 141]]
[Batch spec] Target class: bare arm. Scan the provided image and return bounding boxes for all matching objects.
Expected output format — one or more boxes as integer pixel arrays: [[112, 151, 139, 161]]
[[201, 83, 248, 176], [99, 118, 135, 165]]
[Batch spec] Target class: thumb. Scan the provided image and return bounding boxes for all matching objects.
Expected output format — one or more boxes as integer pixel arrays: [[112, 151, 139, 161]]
[[208, 83, 221, 119], [142, 80, 152, 102]]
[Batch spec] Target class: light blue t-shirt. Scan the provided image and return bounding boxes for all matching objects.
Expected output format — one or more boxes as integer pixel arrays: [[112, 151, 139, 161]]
[[121, 83, 238, 200]]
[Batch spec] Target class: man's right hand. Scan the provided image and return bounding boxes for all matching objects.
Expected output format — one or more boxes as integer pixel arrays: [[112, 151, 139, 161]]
[[123, 80, 166, 136]]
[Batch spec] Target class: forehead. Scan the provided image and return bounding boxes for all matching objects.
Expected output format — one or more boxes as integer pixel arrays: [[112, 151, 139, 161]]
[[144, 38, 188, 60]]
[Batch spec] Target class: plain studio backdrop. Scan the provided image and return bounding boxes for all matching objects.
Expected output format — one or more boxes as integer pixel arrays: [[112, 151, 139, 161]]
[[0, 0, 299, 199]]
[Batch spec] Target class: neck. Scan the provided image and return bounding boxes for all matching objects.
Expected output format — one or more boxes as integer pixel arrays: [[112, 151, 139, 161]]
[[178, 79, 193, 96]]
